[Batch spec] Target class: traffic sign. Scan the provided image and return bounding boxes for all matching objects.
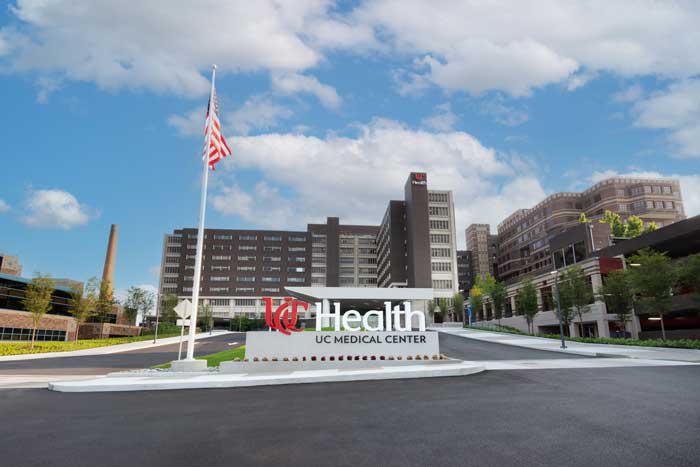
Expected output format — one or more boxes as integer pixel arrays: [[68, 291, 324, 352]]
[[176, 319, 191, 326], [174, 299, 192, 318]]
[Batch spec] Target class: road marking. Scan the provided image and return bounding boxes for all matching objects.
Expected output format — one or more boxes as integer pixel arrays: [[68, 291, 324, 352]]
[[227, 342, 239, 346]]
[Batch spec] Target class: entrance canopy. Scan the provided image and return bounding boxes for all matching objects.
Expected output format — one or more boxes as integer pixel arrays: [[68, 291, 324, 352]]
[[284, 287, 434, 312]]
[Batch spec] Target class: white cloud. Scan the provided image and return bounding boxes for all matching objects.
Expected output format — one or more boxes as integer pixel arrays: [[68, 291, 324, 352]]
[[4, 1, 339, 97], [271, 72, 341, 109], [211, 118, 547, 243], [613, 84, 644, 103], [228, 96, 293, 136], [480, 99, 529, 127], [632, 79, 700, 157], [421, 103, 457, 131], [0, 199, 10, 213], [591, 170, 700, 217], [22, 189, 91, 229], [167, 107, 205, 137], [353, 0, 700, 96]]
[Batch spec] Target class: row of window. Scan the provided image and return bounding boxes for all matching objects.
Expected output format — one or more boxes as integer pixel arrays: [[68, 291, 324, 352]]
[[430, 233, 450, 244], [432, 280, 453, 289], [0, 327, 67, 342], [429, 219, 450, 230], [206, 234, 307, 242], [429, 206, 450, 217], [207, 256, 306, 262]]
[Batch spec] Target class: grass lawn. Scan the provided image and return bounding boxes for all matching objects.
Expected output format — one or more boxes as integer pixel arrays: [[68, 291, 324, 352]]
[[0, 332, 182, 356], [153, 345, 246, 369]]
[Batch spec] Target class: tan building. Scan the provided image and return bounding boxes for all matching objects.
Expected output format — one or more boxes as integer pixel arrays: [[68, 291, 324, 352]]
[[0, 253, 22, 276], [495, 177, 685, 283], [465, 224, 495, 281]]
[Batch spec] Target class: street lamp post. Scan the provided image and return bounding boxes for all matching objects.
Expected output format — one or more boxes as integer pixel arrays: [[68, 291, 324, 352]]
[[551, 270, 567, 349]]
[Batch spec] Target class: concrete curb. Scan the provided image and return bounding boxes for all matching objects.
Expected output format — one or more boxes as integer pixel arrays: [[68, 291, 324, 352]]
[[47, 361, 485, 392], [433, 328, 700, 362], [0, 331, 237, 362]]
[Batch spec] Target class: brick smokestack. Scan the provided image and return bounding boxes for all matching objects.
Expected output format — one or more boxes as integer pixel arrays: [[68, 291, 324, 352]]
[[102, 224, 118, 296]]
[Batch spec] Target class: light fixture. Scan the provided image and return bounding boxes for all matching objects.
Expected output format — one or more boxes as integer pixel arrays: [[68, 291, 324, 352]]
[[629, 263, 641, 267], [648, 317, 661, 321]]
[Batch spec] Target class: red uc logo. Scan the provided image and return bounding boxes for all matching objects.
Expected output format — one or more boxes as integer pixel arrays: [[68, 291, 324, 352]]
[[263, 297, 309, 335]]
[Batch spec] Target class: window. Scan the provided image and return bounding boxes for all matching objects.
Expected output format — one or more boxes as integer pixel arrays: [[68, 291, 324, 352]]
[[662, 186, 672, 194], [237, 256, 257, 261], [618, 203, 628, 212], [664, 201, 674, 209], [289, 236, 307, 242], [209, 299, 230, 306], [263, 256, 281, 262], [211, 245, 225, 250], [239, 235, 257, 241], [210, 276, 229, 282], [340, 278, 355, 286], [431, 262, 452, 272], [358, 267, 375, 275], [237, 266, 255, 272], [211, 265, 230, 271], [164, 266, 179, 274], [235, 299, 256, 306], [358, 257, 376, 264], [260, 287, 280, 293], [0, 327, 67, 342], [209, 287, 229, 292], [340, 267, 355, 275], [288, 247, 306, 252], [163, 277, 178, 284], [359, 277, 377, 285], [429, 220, 449, 230], [264, 235, 282, 241], [431, 248, 451, 258], [428, 192, 449, 203], [340, 247, 355, 256], [288, 257, 306, 263], [262, 266, 281, 272], [630, 186, 644, 196], [432, 280, 453, 289], [430, 234, 450, 244], [213, 234, 233, 240], [288, 277, 305, 283], [340, 257, 354, 264], [358, 248, 376, 255], [212, 255, 231, 261], [312, 267, 326, 274], [264, 246, 282, 253], [288, 267, 305, 273], [239, 245, 257, 251], [235, 287, 254, 293], [236, 276, 255, 282], [429, 206, 449, 217], [262, 277, 280, 283], [312, 247, 327, 255]]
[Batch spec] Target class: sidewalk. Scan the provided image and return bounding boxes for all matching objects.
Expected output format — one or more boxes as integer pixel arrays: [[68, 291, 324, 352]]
[[0, 331, 235, 362], [433, 327, 700, 363]]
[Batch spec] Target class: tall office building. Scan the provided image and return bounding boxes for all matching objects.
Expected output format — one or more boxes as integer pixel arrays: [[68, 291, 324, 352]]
[[465, 224, 495, 281], [159, 172, 459, 321], [495, 177, 686, 283], [456, 250, 474, 297]]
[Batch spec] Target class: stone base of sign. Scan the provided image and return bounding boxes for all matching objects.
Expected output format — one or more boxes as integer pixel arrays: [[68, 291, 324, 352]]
[[219, 358, 448, 374], [48, 361, 485, 392], [169, 359, 208, 372], [245, 331, 439, 360]]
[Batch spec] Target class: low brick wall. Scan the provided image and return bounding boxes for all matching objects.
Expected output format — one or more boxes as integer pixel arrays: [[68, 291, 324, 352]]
[[78, 322, 142, 339], [0, 308, 77, 341]]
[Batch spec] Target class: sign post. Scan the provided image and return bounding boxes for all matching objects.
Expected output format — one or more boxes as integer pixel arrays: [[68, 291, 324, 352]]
[[174, 299, 192, 360]]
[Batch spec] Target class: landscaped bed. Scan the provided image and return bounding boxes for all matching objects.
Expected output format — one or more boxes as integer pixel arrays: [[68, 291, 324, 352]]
[[464, 324, 700, 350], [153, 346, 246, 369], [0, 332, 182, 356]]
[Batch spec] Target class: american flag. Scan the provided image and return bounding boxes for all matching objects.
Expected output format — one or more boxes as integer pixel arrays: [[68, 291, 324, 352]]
[[203, 85, 231, 170]]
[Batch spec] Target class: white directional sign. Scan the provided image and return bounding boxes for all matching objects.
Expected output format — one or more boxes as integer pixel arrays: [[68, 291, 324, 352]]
[[174, 299, 192, 319], [176, 319, 192, 327]]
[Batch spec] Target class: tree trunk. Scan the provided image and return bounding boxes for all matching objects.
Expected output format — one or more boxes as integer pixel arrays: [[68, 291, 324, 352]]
[[31, 325, 37, 350], [75, 322, 81, 341], [579, 314, 584, 337], [659, 314, 667, 340]]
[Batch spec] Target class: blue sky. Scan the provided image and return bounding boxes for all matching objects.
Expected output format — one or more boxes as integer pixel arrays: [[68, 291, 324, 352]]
[[1, 1, 699, 297]]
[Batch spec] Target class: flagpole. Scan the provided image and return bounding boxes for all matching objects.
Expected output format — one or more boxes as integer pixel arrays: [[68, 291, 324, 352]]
[[185, 64, 216, 361]]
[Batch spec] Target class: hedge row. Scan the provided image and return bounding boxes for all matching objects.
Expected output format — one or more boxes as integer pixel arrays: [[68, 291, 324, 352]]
[[0, 332, 182, 356]]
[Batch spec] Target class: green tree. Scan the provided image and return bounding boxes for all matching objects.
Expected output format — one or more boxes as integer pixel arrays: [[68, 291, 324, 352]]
[[436, 298, 450, 322], [469, 286, 484, 322], [483, 275, 507, 325], [626, 215, 645, 238], [578, 213, 590, 224], [553, 277, 574, 329], [599, 269, 634, 336], [95, 280, 115, 323], [23, 273, 55, 349], [452, 292, 464, 322], [516, 278, 538, 334], [426, 299, 436, 323], [559, 266, 594, 337], [627, 249, 678, 340], [124, 286, 156, 325], [600, 210, 627, 237], [160, 293, 179, 324], [68, 277, 99, 340], [199, 303, 214, 332], [677, 253, 700, 297]]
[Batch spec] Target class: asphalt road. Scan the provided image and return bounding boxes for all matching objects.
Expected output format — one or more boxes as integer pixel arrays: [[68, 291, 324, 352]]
[[438, 331, 584, 360], [1, 365, 698, 467], [0, 333, 245, 375]]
